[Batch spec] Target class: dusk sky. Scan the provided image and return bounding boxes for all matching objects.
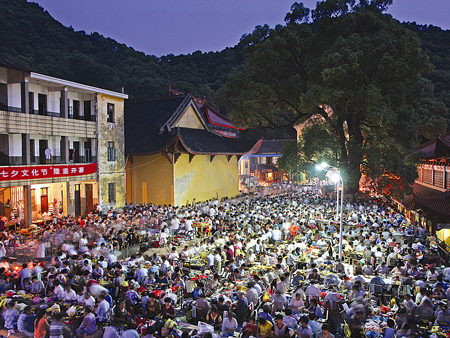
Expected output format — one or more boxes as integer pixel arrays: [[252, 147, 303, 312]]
[[32, 0, 450, 57]]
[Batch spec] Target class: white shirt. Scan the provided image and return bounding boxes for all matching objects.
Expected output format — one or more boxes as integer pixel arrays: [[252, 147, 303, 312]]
[[63, 289, 77, 301], [289, 297, 304, 309], [206, 254, 214, 267], [54, 285, 64, 299], [84, 296, 96, 307], [272, 229, 282, 241]]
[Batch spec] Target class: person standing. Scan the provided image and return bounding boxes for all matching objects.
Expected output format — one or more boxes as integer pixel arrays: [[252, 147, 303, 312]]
[[233, 291, 248, 327], [33, 309, 49, 338], [44, 148, 52, 164]]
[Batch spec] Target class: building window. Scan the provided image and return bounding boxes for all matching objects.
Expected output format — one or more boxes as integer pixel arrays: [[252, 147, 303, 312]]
[[84, 100, 91, 121], [38, 94, 47, 116], [434, 171, 444, 187], [107, 141, 116, 161], [29, 92, 34, 114], [73, 100, 80, 119], [108, 183, 116, 203], [107, 103, 115, 123], [423, 169, 432, 184]]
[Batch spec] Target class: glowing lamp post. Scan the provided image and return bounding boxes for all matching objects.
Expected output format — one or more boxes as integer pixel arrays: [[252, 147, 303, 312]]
[[315, 162, 344, 262]]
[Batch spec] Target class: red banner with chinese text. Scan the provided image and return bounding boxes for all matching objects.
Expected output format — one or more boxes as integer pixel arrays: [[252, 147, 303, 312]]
[[0, 163, 97, 182]]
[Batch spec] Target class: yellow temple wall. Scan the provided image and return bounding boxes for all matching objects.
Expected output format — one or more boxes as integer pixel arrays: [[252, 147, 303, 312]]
[[126, 154, 174, 206], [173, 153, 239, 206]]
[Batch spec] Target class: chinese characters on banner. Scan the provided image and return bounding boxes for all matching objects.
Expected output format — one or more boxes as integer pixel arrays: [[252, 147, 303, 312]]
[[0, 163, 97, 182]]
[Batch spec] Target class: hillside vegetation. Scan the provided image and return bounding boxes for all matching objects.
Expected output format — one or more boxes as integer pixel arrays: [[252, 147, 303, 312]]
[[0, 0, 449, 116]]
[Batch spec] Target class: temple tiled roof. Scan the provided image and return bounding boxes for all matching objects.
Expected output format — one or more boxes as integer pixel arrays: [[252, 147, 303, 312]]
[[125, 95, 261, 156], [409, 183, 450, 218], [256, 140, 289, 154], [415, 133, 450, 160], [178, 128, 261, 155]]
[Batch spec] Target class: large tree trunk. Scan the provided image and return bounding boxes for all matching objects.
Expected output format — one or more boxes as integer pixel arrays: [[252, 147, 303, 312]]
[[342, 159, 362, 194], [342, 112, 364, 194]]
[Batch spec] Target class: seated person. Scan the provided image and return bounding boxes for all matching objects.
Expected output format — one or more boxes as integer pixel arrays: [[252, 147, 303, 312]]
[[297, 316, 313, 338], [258, 303, 274, 324], [161, 298, 176, 319], [205, 306, 222, 331], [145, 294, 161, 319], [273, 314, 289, 338], [307, 298, 322, 319], [114, 300, 130, 323], [125, 284, 140, 306], [154, 272, 169, 290], [192, 281, 205, 299], [30, 276, 45, 295], [76, 306, 97, 337], [222, 311, 238, 338], [308, 269, 322, 284], [289, 292, 305, 314], [242, 317, 258, 338], [257, 317, 273, 338], [433, 282, 445, 300], [316, 323, 335, 338]]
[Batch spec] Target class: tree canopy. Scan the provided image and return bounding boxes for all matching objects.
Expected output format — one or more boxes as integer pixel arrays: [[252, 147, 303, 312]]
[[219, 0, 448, 197]]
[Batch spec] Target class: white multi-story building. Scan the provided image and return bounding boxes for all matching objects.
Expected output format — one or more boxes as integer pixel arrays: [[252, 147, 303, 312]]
[[0, 57, 127, 226]]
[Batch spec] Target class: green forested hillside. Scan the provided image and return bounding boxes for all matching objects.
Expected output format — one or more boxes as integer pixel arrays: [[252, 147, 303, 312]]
[[0, 0, 243, 104], [405, 23, 450, 112], [0, 0, 449, 116]]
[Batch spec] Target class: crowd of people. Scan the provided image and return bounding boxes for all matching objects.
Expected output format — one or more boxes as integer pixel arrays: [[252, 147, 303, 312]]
[[0, 186, 447, 338]]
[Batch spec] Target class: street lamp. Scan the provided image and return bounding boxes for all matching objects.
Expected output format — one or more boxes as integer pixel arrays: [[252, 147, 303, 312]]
[[316, 162, 344, 262]]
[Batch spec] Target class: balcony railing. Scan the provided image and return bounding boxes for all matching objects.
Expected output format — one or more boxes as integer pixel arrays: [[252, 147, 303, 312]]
[[2, 105, 96, 121]]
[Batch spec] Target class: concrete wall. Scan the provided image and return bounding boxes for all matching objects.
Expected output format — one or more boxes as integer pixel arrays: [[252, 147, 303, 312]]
[[173, 154, 239, 206], [97, 93, 125, 211], [7, 83, 21, 109], [126, 154, 174, 206]]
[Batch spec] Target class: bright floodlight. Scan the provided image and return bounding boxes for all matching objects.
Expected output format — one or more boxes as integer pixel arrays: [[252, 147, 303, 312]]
[[315, 164, 323, 171], [327, 171, 340, 183], [321, 162, 329, 169]]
